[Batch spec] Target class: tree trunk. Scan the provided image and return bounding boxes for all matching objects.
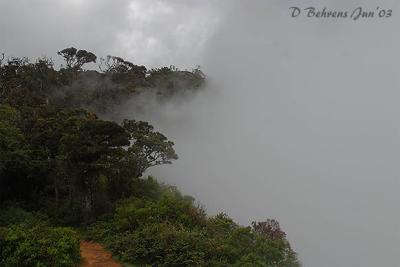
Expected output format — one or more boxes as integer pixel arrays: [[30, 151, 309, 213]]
[[54, 179, 59, 207]]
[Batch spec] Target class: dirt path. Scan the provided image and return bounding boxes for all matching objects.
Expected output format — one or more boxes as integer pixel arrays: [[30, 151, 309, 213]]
[[80, 241, 123, 267]]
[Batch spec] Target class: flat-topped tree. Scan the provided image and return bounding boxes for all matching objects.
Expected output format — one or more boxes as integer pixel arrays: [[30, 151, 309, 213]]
[[58, 47, 97, 70]]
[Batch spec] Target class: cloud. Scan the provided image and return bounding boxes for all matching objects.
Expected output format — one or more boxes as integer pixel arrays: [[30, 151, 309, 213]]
[[144, 1, 400, 266], [0, 0, 223, 68]]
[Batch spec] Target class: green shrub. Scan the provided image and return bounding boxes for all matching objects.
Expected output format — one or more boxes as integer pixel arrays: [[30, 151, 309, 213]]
[[104, 223, 219, 266], [0, 225, 80, 267], [87, 194, 300, 267], [115, 191, 206, 232], [0, 206, 49, 227], [85, 219, 117, 244]]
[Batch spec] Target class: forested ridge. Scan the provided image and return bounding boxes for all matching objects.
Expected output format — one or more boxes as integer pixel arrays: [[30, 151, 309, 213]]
[[0, 48, 300, 266]]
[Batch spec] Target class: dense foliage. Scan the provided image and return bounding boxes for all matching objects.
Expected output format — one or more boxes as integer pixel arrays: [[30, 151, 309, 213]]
[[0, 48, 300, 266], [0, 207, 80, 267], [86, 177, 300, 267], [0, 48, 193, 222]]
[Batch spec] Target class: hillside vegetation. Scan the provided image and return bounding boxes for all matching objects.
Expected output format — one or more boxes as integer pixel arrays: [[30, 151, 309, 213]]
[[0, 48, 300, 266]]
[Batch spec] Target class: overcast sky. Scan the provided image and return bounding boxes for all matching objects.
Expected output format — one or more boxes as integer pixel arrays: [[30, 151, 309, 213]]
[[2, 1, 400, 267], [0, 0, 225, 68]]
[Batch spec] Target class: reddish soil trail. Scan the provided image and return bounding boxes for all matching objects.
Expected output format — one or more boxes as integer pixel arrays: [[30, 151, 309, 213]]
[[80, 241, 123, 267]]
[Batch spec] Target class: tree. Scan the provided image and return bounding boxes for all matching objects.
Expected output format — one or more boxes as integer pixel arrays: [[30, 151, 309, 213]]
[[57, 47, 77, 68], [58, 118, 129, 212], [0, 105, 32, 201], [123, 120, 178, 176], [252, 219, 286, 241], [58, 47, 97, 69], [99, 55, 146, 74]]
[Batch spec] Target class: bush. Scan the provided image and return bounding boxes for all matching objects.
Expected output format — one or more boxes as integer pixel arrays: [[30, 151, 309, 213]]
[[86, 190, 301, 267], [0, 206, 49, 227], [0, 224, 80, 267], [105, 223, 210, 266], [115, 193, 206, 231]]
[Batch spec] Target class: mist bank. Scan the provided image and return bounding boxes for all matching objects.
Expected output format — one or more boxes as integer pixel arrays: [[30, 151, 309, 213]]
[[137, 1, 400, 267]]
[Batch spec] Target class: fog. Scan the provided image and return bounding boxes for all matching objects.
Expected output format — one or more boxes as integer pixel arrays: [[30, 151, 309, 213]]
[[144, 1, 400, 266], [2, 1, 400, 266]]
